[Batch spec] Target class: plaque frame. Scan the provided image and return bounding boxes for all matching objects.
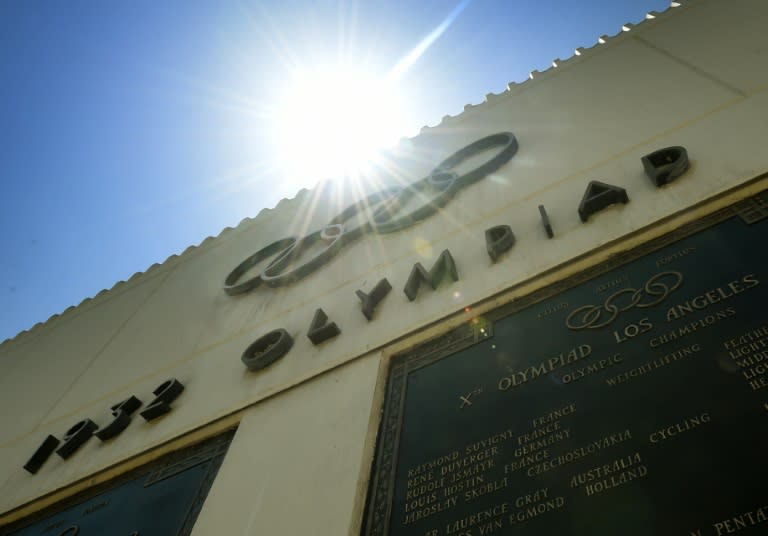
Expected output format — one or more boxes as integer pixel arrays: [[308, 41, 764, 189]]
[[2, 429, 235, 536], [361, 179, 768, 536]]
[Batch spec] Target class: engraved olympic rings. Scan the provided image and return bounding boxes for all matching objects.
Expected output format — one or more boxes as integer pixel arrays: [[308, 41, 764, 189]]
[[566, 271, 683, 330], [224, 132, 518, 292]]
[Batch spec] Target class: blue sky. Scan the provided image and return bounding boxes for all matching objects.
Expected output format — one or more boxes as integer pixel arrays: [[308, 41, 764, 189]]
[[0, 0, 670, 342]]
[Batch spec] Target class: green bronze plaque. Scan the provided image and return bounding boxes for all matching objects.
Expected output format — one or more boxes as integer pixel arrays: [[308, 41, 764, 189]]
[[364, 191, 768, 536], [3, 432, 232, 536]]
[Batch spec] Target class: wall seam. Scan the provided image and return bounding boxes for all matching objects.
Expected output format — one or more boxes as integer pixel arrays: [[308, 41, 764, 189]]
[[30, 264, 182, 440], [632, 34, 747, 97]]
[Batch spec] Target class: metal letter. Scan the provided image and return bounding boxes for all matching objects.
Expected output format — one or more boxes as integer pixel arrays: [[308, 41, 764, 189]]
[[140, 379, 185, 422], [241, 329, 294, 371], [404, 250, 459, 302], [578, 181, 629, 222], [307, 308, 341, 345], [95, 395, 143, 441], [23, 434, 60, 474], [355, 278, 392, 321], [56, 420, 98, 459], [538, 205, 554, 238], [485, 225, 515, 262], [641, 146, 689, 187]]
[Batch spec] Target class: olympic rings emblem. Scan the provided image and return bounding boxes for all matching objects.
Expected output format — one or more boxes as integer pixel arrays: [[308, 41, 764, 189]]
[[223, 132, 518, 294], [565, 271, 683, 330]]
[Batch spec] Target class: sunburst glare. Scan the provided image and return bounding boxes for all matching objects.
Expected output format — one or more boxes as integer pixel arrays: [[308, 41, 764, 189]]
[[264, 0, 475, 198], [271, 66, 407, 187]]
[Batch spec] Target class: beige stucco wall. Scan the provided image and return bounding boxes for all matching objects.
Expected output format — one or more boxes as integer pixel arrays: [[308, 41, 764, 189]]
[[1, 0, 768, 531], [189, 351, 383, 536]]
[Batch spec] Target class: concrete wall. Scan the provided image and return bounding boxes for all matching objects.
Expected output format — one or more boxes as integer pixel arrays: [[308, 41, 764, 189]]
[[1, 0, 767, 531]]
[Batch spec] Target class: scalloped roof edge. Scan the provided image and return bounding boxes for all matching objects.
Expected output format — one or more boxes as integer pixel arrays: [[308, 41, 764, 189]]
[[0, 0, 689, 349]]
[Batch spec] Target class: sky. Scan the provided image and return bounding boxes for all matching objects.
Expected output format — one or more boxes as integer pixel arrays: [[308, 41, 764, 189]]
[[0, 0, 672, 343]]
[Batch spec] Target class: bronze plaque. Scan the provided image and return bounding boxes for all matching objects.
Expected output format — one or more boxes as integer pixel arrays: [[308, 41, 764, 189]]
[[3, 432, 232, 536], [363, 191, 768, 536]]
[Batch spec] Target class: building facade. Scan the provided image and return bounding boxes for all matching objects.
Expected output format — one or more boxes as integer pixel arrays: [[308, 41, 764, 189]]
[[1, 0, 767, 534]]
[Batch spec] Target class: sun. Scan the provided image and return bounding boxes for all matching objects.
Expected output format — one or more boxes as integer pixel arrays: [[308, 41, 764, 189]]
[[271, 66, 407, 187]]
